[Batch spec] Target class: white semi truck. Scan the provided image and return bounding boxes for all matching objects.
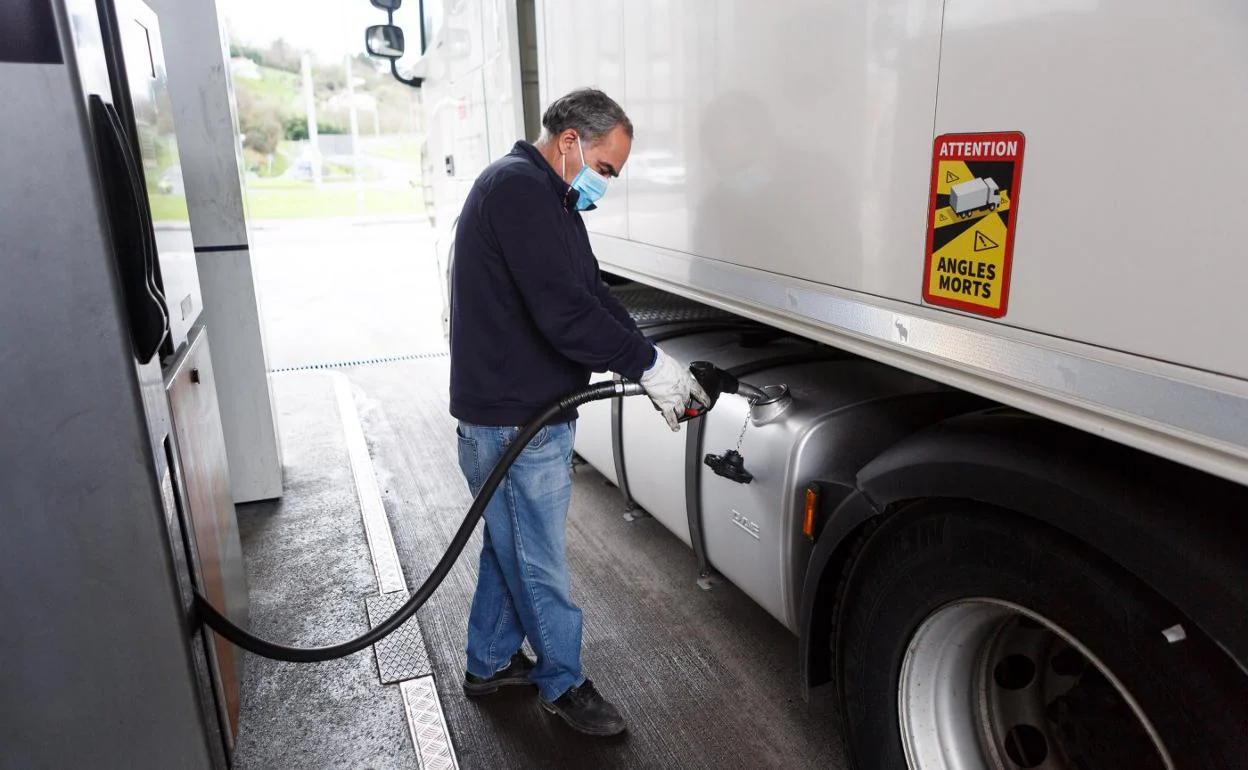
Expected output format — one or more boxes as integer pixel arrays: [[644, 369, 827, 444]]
[[365, 2, 1248, 768]]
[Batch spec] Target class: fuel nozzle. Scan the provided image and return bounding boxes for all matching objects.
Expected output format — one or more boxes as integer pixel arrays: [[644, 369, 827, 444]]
[[678, 361, 793, 485], [676, 361, 741, 423], [678, 360, 791, 423]]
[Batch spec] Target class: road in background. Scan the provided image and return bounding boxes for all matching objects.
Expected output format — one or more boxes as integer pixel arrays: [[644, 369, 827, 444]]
[[250, 220, 446, 370]]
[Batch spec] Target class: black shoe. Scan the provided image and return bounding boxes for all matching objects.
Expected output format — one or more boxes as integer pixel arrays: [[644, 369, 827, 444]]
[[540, 679, 626, 736], [462, 652, 536, 697]]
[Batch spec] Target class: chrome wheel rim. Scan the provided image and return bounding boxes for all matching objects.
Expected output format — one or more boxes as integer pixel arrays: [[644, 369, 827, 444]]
[[897, 599, 1173, 770]]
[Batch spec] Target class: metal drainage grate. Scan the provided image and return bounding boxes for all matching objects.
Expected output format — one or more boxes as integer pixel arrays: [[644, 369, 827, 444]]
[[401, 676, 459, 770], [365, 591, 433, 684], [270, 350, 449, 374]]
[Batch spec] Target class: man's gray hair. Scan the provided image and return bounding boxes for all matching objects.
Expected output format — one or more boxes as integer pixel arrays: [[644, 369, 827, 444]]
[[539, 88, 633, 145]]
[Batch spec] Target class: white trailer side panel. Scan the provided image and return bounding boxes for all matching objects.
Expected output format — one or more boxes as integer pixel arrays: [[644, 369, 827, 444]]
[[482, 0, 524, 160], [611, 0, 945, 297], [540, 0, 629, 239], [934, 0, 1248, 380], [444, 0, 484, 82], [534, 0, 1248, 485], [421, 0, 492, 226]]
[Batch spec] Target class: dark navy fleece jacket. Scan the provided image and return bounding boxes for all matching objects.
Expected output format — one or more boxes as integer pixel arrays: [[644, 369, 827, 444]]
[[448, 141, 655, 426]]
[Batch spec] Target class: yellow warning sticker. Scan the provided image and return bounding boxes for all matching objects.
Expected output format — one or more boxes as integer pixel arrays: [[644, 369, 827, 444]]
[[926, 210, 1007, 308], [922, 132, 1025, 318], [935, 161, 973, 196]]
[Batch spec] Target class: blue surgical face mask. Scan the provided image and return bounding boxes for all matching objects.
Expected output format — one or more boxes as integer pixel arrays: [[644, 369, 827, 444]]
[[565, 138, 609, 211]]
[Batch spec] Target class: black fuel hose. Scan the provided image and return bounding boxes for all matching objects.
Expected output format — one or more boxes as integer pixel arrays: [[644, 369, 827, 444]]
[[194, 379, 647, 663]]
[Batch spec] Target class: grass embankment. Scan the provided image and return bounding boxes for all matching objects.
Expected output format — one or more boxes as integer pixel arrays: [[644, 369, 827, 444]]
[[149, 181, 424, 221]]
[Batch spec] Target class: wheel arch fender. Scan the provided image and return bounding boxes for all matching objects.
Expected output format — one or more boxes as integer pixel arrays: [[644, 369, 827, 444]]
[[798, 487, 879, 693], [799, 410, 1248, 693]]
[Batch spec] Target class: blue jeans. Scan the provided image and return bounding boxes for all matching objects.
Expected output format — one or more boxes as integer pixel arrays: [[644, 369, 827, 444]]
[[455, 420, 583, 701]]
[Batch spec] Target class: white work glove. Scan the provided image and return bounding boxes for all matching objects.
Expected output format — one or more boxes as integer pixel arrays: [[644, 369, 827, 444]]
[[638, 346, 711, 432]]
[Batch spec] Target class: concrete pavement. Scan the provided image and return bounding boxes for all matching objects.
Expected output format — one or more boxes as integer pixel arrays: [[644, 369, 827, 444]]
[[249, 219, 447, 371]]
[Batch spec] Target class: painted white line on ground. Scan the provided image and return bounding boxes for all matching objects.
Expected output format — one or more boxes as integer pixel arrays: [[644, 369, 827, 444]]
[[331, 370, 407, 594]]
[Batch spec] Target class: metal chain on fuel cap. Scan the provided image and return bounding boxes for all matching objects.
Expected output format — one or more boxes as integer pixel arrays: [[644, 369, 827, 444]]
[[734, 409, 751, 452]]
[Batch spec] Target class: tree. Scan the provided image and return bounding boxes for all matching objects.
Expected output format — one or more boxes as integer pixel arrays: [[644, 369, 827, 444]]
[[229, 41, 265, 66], [235, 89, 282, 155], [283, 116, 347, 141], [313, 62, 347, 94], [283, 115, 309, 142], [261, 38, 302, 73]]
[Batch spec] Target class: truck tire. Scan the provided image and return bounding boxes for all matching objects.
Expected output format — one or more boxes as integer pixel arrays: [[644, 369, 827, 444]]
[[836, 501, 1247, 770]]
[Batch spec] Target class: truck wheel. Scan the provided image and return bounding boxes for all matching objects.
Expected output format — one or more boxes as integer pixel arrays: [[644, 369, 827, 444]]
[[836, 501, 1247, 770]]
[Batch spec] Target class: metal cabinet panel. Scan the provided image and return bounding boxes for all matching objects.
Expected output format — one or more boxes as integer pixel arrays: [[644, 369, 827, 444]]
[[112, 0, 203, 353], [166, 326, 248, 737], [1, 45, 217, 767]]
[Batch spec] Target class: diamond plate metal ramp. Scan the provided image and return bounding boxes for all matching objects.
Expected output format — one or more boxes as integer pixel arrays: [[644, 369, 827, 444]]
[[365, 591, 432, 684], [611, 284, 740, 326], [401, 677, 459, 770]]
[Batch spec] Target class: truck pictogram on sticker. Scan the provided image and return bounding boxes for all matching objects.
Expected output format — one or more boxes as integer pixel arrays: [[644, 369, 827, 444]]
[[923, 131, 1024, 318], [951, 177, 999, 218]]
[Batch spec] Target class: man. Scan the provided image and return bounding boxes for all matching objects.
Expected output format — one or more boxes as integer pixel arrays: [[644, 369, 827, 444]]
[[447, 88, 707, 737]]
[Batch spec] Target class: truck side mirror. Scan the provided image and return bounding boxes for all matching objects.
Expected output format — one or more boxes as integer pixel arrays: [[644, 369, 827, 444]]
[[366, 25, 405, 59]]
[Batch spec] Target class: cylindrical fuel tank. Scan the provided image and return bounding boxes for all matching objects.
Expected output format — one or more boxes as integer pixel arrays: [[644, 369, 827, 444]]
[[572, 285, 755, 491], [577, 322, 983, 632], [571, 287, 986, 630], [572, 322, 769, 491], [697, 359, 978, 630], [573, 394, 617, 485], [618, 329, 826, 545]]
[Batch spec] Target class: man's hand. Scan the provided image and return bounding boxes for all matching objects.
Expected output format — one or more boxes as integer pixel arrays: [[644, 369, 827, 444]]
[[638, 347, 711, 432]]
